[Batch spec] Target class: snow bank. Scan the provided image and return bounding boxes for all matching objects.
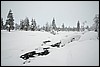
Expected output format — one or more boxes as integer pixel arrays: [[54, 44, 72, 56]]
[[1, 30, 99, 66], [79, 31, 98, 42]]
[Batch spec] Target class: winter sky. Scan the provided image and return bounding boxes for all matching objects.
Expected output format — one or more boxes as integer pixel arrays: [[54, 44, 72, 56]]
[[1, 1, 99, 27]]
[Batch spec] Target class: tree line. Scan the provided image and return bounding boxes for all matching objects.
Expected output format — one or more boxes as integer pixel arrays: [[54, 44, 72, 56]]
[[1, 9, 99, 35]]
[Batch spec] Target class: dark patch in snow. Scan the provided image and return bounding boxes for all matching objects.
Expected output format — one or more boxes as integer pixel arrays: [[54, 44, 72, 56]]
[[43, 40, 51, 44], [61, 44, 65, 47], [43, 47, 50, 50], [71, 38, 75, 42], [50, 41, 61, 48], [20, 35, 81, 64], [20, 51, 37, 60], [20, 47, 51, 64], [36, 49, 50, 56]]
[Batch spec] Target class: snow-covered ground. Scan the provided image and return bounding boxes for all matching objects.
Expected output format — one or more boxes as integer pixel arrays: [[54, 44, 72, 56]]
[[1, 30, 99, 66]]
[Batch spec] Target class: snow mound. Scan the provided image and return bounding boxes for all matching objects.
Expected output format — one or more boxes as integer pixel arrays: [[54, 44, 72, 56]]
[[79, 31, 98, 42], [65, 40, 99, 66], [61, 34, 81, 45]]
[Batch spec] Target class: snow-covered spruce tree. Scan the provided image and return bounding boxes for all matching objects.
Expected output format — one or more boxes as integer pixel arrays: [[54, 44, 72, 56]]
[[31, 18, 34, 31], [62, 23, 65, 31], [5, 9, 14, 32], [15, 23, 20, 30], [48, 23, 51, 32], [93, 14, 99, 38], [49, 23, 52, 31], [50, 17, 57, 35], [52, 17, 57, 31], [24, 17, 29, 31], [45, 22, 49, 32], [72, 27, 76, 31], [20, 19, 24, 30], [42, 26, 45, 31], [68, 26, 71, 31], [37, 25, 40, 31], [93, 14, 99, 32], [1, 17, 3, 30], [31, 18, 36, 31], [77, 21, 80, 31], [65, 26, 67, 31], [86, 25, 90, 31]]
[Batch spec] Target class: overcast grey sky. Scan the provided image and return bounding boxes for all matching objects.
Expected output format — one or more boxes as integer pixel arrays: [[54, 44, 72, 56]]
[[1, 1, 99, 27]]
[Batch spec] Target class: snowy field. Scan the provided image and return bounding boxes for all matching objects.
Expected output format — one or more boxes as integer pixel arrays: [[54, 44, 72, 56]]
[[1, 30, 99, 66]]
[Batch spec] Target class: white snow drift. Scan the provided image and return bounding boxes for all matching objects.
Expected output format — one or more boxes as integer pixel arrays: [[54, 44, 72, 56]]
[[1, 30, 99, 66]]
